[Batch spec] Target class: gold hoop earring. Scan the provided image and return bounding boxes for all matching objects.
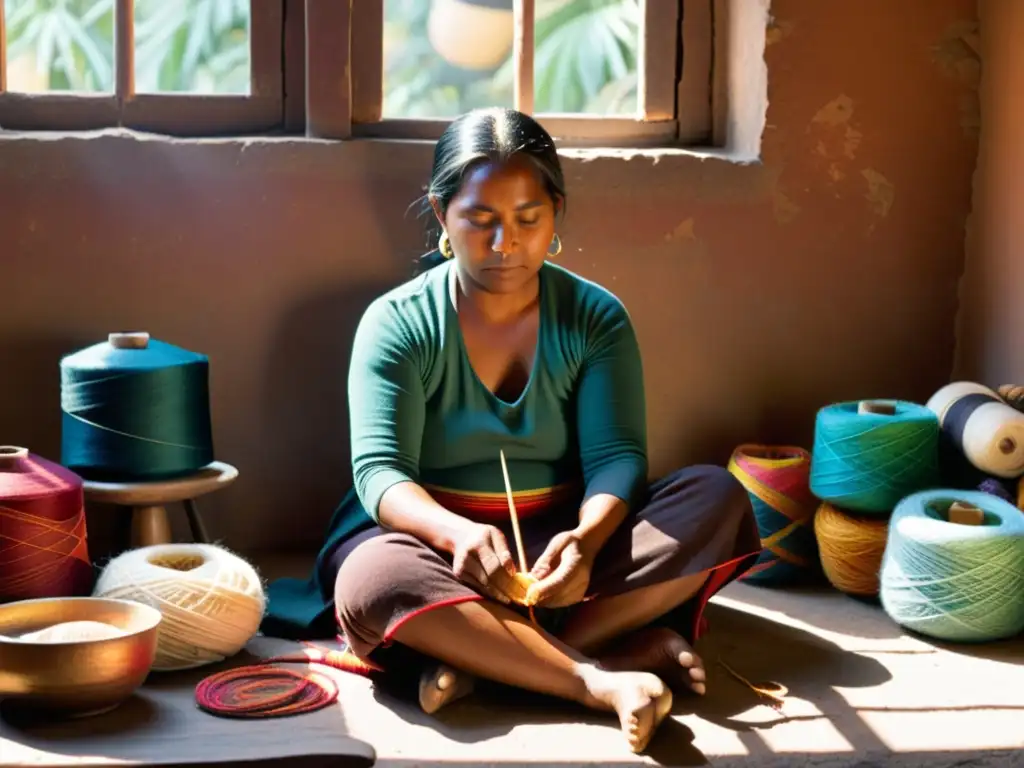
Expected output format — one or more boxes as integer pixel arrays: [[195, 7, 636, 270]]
[[439, 230, 454, 259], [548, 233, 562, 258]]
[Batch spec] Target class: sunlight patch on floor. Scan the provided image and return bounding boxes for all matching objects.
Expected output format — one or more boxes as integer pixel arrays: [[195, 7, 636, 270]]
[[861, 709, 1024, 752]]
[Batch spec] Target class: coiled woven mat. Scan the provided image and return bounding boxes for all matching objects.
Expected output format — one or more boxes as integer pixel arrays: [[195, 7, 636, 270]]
[[195, 643, 379, 719]]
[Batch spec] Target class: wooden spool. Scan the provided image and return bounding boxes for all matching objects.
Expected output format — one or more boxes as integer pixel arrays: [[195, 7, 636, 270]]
[[858, 400, 897, 416], [81, 462, 238, 548], [947, 501, 984, 526]]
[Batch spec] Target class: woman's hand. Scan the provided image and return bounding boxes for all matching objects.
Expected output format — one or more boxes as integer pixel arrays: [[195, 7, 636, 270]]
[[450, 523, 522, 605], [528, 530, 594, 608]]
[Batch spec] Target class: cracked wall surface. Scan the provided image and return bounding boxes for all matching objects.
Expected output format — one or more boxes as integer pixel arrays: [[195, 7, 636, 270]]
[[953, 0, 1024, 388]]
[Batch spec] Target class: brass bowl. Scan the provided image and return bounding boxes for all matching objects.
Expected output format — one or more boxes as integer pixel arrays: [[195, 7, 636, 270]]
[[0, 596, 162, 719]]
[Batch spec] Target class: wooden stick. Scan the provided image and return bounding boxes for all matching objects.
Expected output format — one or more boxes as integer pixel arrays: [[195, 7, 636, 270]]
[[499, 449, 529, 574]]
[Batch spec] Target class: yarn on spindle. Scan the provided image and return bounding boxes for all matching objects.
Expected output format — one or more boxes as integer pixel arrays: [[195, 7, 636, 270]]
[[926, 382, 1024, 479], [60, 332, 215, 482], [879, 489, 1024, 643], [93, 543, 266, 671], [727, 444, 820, 585], [0, 446, 93, 601], [813, 502, 889, 597], [809, 400, 940, 514]]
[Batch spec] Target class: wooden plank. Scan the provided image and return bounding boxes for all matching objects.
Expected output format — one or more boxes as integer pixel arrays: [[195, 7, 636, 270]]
[[678, 0, 713, 144], [350, 0, 383, 123], [639, 0, 680, 121], [115, 0, 134, 104], [513, 0, 535, 115], [251, 0, 285, 100], [711, 0, 729, 147], [0, 94, 120, 132], [0, 0, 7, 94], [304, 0, 352, 139], [283, 0, 307, 132], [352, 115, 677, 148], [121, 94, 283, 136]]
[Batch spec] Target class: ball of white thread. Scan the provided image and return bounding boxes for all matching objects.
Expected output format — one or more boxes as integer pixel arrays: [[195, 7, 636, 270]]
[[92, 543, 266, 672]]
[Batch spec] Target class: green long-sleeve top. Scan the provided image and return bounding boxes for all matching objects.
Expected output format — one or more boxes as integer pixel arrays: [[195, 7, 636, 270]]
[[350, 259, 648, 524], [261, 259, 648, 638]]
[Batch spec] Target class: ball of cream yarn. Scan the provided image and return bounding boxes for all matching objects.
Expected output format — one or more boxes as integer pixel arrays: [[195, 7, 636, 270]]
[[93, 543, 266, 672]]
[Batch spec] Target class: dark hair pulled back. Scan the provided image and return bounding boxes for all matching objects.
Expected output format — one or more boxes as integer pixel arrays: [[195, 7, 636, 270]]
[[416, 107, 566, 272]]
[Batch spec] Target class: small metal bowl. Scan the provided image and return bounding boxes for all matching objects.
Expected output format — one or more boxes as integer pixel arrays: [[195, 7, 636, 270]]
[[0, 596, 162, 719]]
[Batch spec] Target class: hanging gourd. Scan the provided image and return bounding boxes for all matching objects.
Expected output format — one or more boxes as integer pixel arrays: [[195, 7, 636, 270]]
[[428, 0, 515, 71]]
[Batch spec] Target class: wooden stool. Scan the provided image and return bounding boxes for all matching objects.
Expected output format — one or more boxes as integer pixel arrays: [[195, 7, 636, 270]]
[[82, 462, 239, 548]]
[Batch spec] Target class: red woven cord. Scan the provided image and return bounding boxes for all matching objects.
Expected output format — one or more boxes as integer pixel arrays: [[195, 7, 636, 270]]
[[194, 642, 381, 719]]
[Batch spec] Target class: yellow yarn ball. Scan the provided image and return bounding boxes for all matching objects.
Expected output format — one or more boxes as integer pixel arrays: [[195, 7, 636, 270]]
[[814, 502, 890, 597], [92, 543, 266, 671]]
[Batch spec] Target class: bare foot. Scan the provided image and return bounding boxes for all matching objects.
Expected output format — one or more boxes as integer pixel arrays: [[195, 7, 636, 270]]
[[578, 666, 673, 753], [418, 663, 476, 715], [597, 627, 706, 696]]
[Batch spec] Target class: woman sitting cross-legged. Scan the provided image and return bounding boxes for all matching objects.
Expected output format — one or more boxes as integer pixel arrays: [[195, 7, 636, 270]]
[[265, 107, 761, 754]]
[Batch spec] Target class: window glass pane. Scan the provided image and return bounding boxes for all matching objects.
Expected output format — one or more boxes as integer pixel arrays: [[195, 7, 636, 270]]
[[382, 0, 514, 118], [134, 0, 250, 95], [3, 0, 115, 93], [535, 0, 640, 116]]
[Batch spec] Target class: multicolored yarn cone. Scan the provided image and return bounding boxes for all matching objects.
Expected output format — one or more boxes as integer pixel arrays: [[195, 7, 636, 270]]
[[728, 444, 821, 585]]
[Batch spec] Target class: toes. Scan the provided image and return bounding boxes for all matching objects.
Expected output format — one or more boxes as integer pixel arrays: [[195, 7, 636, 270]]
[[624, 704, 655, 754], [436, 668, 458, 691], [418, 664, 475, 715], [623, 685, 672, 754], [688, 659, 706, 695]]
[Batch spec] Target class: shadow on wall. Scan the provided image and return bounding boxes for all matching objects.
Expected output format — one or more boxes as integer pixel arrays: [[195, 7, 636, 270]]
[[257, 278, 400, 550]]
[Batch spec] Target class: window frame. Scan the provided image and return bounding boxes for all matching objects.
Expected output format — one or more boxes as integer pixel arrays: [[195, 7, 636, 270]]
[[305, 0, 714, 149], [0, 0, 284, 136]]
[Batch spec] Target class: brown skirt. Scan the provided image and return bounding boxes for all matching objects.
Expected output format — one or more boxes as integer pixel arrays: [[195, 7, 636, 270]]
[[331, 464, 761, 666]]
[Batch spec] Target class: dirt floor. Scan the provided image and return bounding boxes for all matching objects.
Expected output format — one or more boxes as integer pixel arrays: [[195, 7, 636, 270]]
[[3, 557, 1023, 767]]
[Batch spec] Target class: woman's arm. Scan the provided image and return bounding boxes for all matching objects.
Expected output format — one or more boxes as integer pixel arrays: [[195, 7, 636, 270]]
[[348, 298, 475, 556], [572, 296, 648, 559], [378, 482, 475, 555]]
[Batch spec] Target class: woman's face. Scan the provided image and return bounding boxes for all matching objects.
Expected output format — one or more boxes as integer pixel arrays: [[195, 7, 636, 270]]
[[434, 154, 559, 295]]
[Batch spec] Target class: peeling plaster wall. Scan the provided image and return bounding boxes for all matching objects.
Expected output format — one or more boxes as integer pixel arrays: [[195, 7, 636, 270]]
[[0, 0, 980, 554], [953, 0, 1024, 386]]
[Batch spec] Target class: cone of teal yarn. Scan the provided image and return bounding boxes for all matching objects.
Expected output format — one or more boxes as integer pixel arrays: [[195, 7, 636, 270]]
[[60, 332, 215, 481], [879, 488, 1024, 643], [809, 399, 940, 514]]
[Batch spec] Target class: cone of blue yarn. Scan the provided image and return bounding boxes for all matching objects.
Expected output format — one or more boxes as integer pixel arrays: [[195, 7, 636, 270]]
[[60, 331, 215, 482], [809, 399, 940, 515], [879, 488, 1024, 643]]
